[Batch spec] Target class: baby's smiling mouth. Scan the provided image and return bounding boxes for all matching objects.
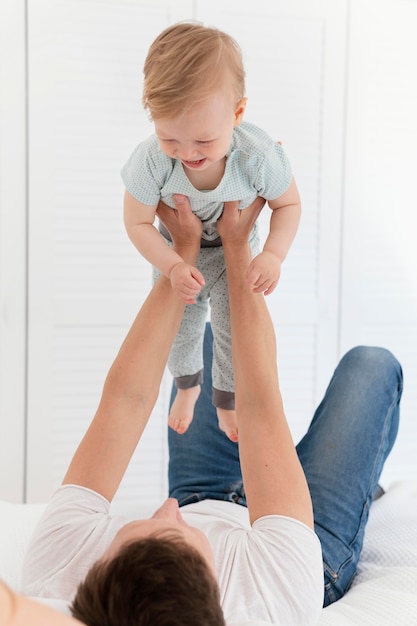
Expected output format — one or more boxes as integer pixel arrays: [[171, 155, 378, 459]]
[[182, 158, 207, 169]]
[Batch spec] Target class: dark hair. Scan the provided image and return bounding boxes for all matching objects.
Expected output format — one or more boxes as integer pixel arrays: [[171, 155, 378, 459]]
[[70, 536, 225, 626]]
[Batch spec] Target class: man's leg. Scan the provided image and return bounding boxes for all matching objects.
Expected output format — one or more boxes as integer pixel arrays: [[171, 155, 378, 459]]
[[168, 324, 245, 506], [296, 346, 403, 606]]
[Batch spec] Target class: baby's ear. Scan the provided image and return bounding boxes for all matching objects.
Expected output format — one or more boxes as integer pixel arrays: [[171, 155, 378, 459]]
[[234, 98, 247, 126]]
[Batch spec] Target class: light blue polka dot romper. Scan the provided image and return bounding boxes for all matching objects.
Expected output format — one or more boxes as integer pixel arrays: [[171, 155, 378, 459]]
[[121, 121, 292, 409]]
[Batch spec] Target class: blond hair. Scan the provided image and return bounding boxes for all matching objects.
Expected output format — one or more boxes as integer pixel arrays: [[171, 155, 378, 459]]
[[143, 22, 245, 119]]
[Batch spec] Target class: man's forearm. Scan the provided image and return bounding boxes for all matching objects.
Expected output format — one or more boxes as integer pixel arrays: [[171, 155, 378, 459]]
[[223, 241, 279, 414], [222, 223, 313, 529]]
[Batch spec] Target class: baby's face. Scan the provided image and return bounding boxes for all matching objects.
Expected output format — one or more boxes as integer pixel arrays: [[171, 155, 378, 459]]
[[154, 91, 246, 174]]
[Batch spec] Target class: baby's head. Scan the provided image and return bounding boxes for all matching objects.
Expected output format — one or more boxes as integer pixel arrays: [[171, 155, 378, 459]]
[[143, 22, 245, 120]]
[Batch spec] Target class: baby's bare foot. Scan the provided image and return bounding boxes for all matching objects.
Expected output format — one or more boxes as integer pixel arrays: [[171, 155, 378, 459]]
[[217, 408, 238, 442], [168, 386, 201, 434]]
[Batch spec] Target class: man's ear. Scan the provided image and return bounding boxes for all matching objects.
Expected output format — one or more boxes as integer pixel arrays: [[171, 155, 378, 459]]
[[234, 97, 247, 126]]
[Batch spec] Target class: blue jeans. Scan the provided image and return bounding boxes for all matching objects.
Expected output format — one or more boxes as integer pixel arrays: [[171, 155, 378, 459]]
[[168, 324, 403, 607]]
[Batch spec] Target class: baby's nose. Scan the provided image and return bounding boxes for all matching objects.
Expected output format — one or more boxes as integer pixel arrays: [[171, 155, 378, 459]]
[[179, 145, 198, 160]]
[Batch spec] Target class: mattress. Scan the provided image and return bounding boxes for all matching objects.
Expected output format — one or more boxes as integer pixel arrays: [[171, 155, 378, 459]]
[[1, 481, 416, 625]]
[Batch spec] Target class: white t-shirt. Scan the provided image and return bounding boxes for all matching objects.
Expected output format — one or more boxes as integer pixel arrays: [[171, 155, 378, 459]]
[[22, 485, 323, 626]]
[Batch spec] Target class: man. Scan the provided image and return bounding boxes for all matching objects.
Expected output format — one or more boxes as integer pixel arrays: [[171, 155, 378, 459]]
[[21, 196, 402, 625]]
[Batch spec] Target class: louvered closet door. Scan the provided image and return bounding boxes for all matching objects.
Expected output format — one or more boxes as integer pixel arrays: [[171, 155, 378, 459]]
[[26, 0, 348, 504], [195, 1, 348, 445], [26, 0, 193, 504]]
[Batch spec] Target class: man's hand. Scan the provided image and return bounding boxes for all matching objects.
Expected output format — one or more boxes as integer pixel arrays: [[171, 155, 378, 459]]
[[156, 194, 203, 248], [217, 197, 268, 292], [246, 250, 281, 295], [217, 197, 265, 245], [157, 194, 205, 303]]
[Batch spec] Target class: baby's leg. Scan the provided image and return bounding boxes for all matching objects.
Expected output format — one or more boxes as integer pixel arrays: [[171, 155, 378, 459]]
[[167, 293, 208, 434], [216, 407, 238, 443], [168, 324, 243, 507], [169, 385, 201, 434], [209, 258, 237, 442]]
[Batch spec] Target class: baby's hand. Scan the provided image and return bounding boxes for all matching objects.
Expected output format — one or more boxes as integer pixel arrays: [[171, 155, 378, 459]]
[[169, 261, 205, 304], [246, 251, 281, 295]]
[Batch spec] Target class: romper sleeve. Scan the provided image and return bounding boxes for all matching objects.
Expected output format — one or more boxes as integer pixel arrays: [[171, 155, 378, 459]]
[[254, 141, 293, 200], [121, 136, 172, 206]]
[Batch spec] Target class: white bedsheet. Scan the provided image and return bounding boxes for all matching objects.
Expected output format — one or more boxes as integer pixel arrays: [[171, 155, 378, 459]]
[[1, 481, 416, 625], [318, 481, 417, 625]]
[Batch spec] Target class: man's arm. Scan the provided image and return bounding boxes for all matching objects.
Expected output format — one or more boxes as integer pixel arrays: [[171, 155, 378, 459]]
[[63, 199, 202, 502], [218, 200, 313, 529]]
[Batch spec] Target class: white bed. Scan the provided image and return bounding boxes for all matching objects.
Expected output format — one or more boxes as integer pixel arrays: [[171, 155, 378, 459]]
[[1, 481, 417, 625]]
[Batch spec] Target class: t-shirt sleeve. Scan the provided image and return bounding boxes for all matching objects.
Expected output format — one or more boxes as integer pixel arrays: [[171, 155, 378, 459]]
[[222, 515, 323, 626], [21, 485, 126, 602], [121, 138, 167, 206], [255, 141, 293, 200]]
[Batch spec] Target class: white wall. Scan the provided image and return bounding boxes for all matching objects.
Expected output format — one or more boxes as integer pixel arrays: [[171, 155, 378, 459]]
[[0, 0, 27, 501], [0, 0, 416, 503], [343, 0, 417, 483]]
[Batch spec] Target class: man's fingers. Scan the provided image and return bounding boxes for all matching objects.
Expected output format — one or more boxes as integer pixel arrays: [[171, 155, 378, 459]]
[[173, 194, 191, 210]]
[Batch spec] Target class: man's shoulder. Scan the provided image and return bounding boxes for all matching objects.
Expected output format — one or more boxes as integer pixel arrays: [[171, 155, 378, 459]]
[[21, 485, 125, 601], [216, 513, 323, 625], [51, 483, 111, 512], [22, 484, 112, 560]]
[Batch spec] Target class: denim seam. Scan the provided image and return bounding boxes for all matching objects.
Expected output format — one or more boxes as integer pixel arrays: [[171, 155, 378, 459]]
[[324, 383, 401, 592]]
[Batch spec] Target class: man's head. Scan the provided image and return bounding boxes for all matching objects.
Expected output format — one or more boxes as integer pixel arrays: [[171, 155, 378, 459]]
[[143, 21, 246, 120], [70, 498, 225, 626], [71, 535, 225, 626]]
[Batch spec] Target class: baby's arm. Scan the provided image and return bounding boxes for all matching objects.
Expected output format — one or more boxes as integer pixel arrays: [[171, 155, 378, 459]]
[[247, 177, 301, 295], [124, 190, 204, 303]]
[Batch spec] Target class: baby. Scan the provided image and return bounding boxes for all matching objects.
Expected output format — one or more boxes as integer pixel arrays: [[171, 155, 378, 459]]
[[121, 22, 301, 441]]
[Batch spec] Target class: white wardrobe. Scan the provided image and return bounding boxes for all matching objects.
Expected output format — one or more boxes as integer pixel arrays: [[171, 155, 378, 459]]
[[1, 0, 416, 505]]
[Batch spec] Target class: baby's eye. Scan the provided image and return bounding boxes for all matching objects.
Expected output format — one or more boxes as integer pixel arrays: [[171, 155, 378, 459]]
[[196, 140, 214, 145]]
